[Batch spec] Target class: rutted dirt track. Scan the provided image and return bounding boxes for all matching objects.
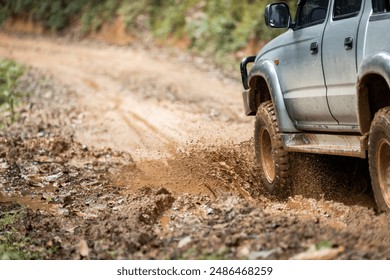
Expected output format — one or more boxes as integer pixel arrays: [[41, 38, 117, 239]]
[[0, 32, 390, 260]]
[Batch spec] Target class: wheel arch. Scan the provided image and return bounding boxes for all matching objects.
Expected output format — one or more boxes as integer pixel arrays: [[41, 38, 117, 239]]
[[248, 59, 299, 133], [357, 53, 390, 134]]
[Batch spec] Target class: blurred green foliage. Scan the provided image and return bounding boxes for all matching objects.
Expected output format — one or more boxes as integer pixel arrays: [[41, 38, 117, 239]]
[[0, 0, 295, 63], [0, 0, 87, 30], [81, 0, 121, 32], [0, 59, 24, 125]]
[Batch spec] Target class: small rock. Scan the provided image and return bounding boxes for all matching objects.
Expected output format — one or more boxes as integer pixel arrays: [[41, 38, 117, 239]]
[[65, 226, 76, 234], [107, 201, 115, 208], [178, 236, 192, 249], [45, 172, 63, 182], [291, 245, 345, 260], [219, 161, 229, 168], [78, 239, 89, 258], [237, 245, 251, 259], [205, 206, 214, 215], [249, 248, 280, 260]]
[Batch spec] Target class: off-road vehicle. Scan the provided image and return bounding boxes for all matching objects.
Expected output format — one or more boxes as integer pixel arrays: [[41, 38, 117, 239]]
[[240, 0, 390, 210]]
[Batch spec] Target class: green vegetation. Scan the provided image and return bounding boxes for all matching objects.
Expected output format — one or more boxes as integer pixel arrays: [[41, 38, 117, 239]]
[[0, 0, 86, 31], [0, 207, 40, 260], [81, 0, 121, 32], [0, 0, 294, 66], [0, 59, 24, 126], [315, 240, 333, 250]]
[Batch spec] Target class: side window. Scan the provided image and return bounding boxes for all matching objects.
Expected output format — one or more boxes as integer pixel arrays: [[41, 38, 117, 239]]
[[372, 0, 390, 13], [297, 0, 329, 28], [333, 0, 363, 20]]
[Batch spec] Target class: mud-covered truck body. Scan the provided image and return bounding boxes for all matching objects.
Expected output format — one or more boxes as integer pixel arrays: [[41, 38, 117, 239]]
[[240, 0, 390, 210]]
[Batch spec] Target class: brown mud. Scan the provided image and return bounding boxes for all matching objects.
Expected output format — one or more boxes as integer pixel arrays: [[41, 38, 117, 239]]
[[0, 32, 389, 259]]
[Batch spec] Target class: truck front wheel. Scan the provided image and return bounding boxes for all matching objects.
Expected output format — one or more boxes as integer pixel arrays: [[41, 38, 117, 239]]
[[369, 106, 390, 212], [254, 101, 291, 197]]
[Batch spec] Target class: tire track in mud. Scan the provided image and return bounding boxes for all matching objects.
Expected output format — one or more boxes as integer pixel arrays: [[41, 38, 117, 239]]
[[112, 97, 173, 146], [0, 32, 250, 161]]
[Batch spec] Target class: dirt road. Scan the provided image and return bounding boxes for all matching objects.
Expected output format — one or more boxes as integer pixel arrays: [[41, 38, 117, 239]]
[[0, 32, 389, 260], [0, 33, 250, 157]]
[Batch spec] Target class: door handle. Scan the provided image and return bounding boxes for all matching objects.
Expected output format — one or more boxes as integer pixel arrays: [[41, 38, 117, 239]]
[[310, 42, 318, 54], [344, 37, 353, 50]]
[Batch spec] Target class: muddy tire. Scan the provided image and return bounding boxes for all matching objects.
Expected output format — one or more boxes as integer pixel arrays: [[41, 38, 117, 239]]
[[254, 101, 291, 197], [369, 106, 390, 212]]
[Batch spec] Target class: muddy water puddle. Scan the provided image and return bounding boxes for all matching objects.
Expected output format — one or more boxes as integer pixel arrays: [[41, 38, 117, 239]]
[[0, 192, 57, 213], [0, 171, 60, 213]]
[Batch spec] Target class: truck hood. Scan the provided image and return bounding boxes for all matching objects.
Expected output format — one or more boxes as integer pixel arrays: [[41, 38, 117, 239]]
[[256, 29, 294, 61]]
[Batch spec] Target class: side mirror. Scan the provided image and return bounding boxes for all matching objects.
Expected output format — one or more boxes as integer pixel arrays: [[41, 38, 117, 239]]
[[265, 3, 291, 28]]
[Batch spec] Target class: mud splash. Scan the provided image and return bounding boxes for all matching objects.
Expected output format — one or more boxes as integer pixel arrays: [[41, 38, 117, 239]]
[[116, 142, 262, 201]]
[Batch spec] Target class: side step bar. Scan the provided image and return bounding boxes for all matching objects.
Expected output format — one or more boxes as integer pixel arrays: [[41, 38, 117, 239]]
[[282, 133, 368, 158]]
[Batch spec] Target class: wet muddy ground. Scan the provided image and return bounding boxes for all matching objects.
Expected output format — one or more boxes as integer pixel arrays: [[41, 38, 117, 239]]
[[0, 33, 390, 260]]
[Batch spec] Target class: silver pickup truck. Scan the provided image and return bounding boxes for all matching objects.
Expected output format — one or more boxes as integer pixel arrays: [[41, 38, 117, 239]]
[[240, 0, 390, 211]]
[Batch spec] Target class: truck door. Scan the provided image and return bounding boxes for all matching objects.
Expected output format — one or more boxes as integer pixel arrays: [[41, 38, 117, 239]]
[[280, 0, 337, 130], [322, 0, 364, 129]]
